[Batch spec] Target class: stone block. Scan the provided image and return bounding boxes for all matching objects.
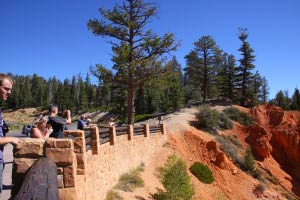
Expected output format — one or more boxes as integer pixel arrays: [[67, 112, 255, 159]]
[[45, 148, 75, 167], [74, 138, 84, 149], [14, 158, 37, 173], [59, 187, 77, 200], [76, 154, 85, 168], [64, 166, 76, 187], [55, 139, 73, 148], [14, 139, 45, 158], [77, 168, 85, 175], [57, 174, 64, 188]]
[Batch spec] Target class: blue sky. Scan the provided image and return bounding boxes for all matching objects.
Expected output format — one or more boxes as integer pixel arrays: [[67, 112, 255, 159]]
[[1, 0, 299, 99]]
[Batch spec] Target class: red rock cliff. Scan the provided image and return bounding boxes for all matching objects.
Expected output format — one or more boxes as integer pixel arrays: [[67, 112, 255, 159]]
[[247, 105, 300, 180]]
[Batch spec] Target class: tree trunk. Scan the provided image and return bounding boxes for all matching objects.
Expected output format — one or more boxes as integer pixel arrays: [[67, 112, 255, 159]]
[[13, 157, 59, 200], [127, 84, 135, 125]]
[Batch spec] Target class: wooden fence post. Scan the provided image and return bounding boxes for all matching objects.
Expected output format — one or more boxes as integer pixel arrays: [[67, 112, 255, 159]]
[[110, 126, 116, 145], [160, 123, 166, 135], [144, 124, 150, 137], [128, 125, 133, 140]]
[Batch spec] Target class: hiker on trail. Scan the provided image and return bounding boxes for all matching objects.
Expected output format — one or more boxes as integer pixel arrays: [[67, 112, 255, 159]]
[[0, 74, 19, 193], [47, 105, 71, 138], [77, 114, 88, 130], [30, 116, 52, 139]]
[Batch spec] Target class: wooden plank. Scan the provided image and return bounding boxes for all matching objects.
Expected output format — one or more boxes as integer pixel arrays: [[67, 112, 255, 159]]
[[100, 137, 110, 145]]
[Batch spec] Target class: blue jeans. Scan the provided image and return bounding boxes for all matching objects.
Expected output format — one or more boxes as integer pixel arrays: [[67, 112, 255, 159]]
[[0, 163, 3, 193]]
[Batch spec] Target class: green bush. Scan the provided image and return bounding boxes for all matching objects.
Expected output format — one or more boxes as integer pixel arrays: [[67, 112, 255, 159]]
[[244, 146, 255, 172], [189, 162, 214, 184], [223, 107, 252, 126], [105, 190, 124, 200], [216, 135, 244, 168], [219, 113, 233, 130], [115, 164, 145, 192], [152, 155, 195, 200], [196, 105, 220, 132]]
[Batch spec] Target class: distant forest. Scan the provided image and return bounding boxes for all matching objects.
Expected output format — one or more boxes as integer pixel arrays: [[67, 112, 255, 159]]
[[2, 0, 300, 122]]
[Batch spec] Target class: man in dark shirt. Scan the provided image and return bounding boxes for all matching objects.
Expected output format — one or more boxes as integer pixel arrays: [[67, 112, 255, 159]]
[[47, 105, 71, 138]]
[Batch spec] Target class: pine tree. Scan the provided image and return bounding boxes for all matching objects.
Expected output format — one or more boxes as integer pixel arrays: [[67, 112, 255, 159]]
[[88, 0, 178, 124], [236, 28, 256, 106], [290, 88, 300, 110], [185, 35, 219, 103], [261, 76, 269, 103], [274, 90, 290, 110]]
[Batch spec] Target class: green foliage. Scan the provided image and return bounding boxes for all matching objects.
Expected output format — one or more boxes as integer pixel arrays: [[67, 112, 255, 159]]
[[195, 105, 233, 133], [189, 162, 214, 184], [134, 114, 154, 122], [236, 28, 256, 106], [216, 135, 245, 168], [105, 190, 124, 200], [115, 164, 144, 192], [244, 146, 255, 172], [152, 155, 194, 200], [219, 113, 233, 130], [196, 105, 220, 133], [88, 0, 178, 124], [223, 107, 252, 126]]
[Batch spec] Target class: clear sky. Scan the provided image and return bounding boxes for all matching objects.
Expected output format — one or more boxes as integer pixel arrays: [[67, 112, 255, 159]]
[[1, 0, 299, 99]]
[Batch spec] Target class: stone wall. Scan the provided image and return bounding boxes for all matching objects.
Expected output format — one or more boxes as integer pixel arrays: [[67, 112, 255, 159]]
[[12, 124, 166, 200]]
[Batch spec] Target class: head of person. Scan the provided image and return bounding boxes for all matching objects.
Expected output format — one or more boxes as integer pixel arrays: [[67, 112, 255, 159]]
[[48, 104, 58, 115], [33, 116, 48, 130], [80, 114, 86, 120], [0, 73, 13, 101]]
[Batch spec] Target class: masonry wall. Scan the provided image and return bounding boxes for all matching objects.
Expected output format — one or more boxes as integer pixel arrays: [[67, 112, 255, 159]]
[[12, 124, 166, 200]]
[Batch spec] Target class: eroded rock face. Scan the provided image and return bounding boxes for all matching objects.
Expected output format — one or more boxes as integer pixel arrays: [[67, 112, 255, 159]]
[[248, 105, 300, 180], [246, 124, 272, 159]]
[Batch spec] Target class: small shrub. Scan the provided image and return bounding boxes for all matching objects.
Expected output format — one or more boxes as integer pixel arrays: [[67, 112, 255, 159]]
[[115, 164, 145, 192], [223, 107, 252, 126], [189, 162, 214, 184], [253, 183, 265, 197], [196, 105, 220, 133], [244, 146, 255, 172], [219, 113, 233, 130], [152, 155, 195, 200], [106, 190, 123, 200], [216, 135, 245, 168]]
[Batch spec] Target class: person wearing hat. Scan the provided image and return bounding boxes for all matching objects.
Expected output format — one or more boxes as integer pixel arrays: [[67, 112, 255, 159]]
[[30, 116, 52, 139]]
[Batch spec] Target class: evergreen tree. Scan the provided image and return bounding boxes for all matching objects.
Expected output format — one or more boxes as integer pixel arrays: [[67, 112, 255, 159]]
[[236, 28, 256, 106], [274, 90, 290, 110], [88, 0, 178, 124], [290, 88, 300, 110], [261, 76, 269, 103], [185, 35, 219, 103], [217, 53, 236, 101]]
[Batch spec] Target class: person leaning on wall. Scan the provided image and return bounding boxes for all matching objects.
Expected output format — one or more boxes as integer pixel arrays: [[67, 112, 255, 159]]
[[0, 73, 19, 194], [30, 115, 52, 139]]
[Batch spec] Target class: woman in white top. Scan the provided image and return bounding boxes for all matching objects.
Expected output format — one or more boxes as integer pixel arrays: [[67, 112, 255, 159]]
[[30, 116, 52, 139]]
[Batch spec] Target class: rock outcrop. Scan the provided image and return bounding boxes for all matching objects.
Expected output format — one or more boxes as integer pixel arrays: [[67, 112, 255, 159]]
[[247, 105, 300, 180]]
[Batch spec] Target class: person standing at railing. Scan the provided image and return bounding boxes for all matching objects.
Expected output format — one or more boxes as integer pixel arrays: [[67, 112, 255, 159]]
[[0, 74, 19, 194], [77, 114, 88, 130], [47, 105, 71, 138]]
